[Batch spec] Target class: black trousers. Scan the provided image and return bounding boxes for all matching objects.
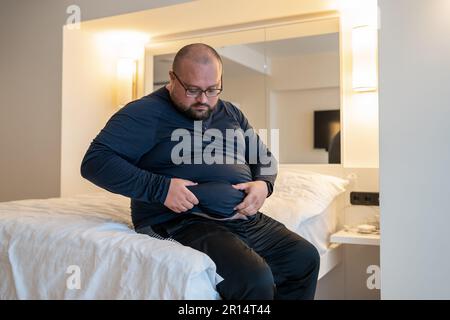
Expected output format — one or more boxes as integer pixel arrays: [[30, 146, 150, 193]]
[[140, 212, 320, 300]]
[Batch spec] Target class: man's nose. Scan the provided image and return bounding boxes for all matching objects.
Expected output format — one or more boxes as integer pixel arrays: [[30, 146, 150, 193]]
[[196, 92, 208, 104]]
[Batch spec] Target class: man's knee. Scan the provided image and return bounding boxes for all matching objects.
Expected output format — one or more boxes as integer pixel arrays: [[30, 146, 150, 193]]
[[309, 244, 321, 272], [247, 264, 275, 299], [296, 240, 321, 276], [218, 263, 275, 300]]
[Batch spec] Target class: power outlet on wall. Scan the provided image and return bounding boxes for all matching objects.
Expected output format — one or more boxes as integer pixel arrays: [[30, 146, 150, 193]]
[[350, 192, 379, 206]]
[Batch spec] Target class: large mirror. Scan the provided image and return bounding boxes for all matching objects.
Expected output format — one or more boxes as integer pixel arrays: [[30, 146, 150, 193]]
[[152, 27, 340, 164]]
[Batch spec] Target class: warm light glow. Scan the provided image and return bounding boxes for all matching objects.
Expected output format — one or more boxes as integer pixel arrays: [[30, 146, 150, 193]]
[[352, 25, 378, 92], [338, 0, 378, 29], [95, 31, 150, 60], [94, 31, 149, 108], [352, 92, 379, 124], [117, 58, 136, 78], [116, 58, 137, 108]]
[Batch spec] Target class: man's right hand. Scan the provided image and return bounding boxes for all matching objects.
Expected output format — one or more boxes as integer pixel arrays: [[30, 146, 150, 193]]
[[164, 178, 199, 213]]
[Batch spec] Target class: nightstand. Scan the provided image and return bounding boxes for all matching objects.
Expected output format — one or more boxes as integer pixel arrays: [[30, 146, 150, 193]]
[[330, 229, 380, 246]]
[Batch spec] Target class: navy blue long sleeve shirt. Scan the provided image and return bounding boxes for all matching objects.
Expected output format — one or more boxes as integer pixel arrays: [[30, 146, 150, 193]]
[[81, 87, 277, 229]]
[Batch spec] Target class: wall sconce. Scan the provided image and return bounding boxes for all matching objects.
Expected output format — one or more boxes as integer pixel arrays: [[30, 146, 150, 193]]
[[352, 25, 378, 92], [116, 57, 137, 108]]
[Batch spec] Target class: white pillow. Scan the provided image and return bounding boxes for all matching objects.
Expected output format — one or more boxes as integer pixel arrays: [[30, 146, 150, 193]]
[[260, 169, 348, 230]]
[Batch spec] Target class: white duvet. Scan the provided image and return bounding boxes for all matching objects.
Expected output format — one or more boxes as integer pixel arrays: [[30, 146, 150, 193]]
[[0, 192, 221, 300]]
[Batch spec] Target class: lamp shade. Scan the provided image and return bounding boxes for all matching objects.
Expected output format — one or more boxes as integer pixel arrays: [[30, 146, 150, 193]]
[[352, 25, 378, 92]]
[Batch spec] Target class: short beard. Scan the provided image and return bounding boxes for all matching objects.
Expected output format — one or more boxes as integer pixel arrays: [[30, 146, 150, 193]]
[[174, 101, 214, 120]]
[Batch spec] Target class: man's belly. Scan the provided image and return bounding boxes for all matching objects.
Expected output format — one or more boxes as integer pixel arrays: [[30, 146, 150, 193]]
[[132, 163, 253, 224], [150, 163, 253, 185], [187, 181, 246, 219]]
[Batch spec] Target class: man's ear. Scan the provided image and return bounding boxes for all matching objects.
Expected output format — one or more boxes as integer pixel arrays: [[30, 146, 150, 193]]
[[167, 71, 175, 90]]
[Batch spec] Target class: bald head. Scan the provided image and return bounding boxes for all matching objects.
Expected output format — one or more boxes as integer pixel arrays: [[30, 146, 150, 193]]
[[172, 43, 223, 74], [167, 43, 223, 120]]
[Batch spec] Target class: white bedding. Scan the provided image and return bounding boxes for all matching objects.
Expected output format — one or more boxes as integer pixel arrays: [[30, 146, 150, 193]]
[[0, 192, 221, 300], [0, 170, 346, 299], [294, 201, 338, 256]]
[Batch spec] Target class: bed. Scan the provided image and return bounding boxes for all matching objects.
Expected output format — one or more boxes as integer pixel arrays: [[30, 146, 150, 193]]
[[0, 168, 348, 299]]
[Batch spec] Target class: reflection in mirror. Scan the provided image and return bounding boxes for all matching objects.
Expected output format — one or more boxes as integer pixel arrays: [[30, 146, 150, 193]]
[[152, 32, 340, 164], [153, 54, 173, 90]]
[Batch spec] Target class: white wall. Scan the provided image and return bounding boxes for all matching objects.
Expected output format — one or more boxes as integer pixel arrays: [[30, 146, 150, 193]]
[[0, 0, 190, 202], [379, 0, 450, 299]]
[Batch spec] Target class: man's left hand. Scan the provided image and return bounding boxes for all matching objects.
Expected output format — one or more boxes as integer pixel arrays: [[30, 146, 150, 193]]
[[232, 181, 268, 216]]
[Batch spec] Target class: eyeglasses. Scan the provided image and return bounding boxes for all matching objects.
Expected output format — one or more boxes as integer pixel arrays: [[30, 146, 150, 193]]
[[172, 71, 223, 98]]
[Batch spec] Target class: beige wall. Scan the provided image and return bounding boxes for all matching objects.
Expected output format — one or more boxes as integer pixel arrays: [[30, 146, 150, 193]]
[[0, 0, 190, 202]]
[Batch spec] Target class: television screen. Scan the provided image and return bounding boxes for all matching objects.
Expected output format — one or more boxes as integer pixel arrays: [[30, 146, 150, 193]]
[[314, 109, 340, 152]]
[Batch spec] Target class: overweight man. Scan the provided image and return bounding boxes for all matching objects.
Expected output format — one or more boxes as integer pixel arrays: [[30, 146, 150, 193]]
[[81, 43, 320, 300]]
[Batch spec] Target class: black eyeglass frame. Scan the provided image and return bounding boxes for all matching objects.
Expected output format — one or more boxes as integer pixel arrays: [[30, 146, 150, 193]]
[[171, 71, 223, 98]]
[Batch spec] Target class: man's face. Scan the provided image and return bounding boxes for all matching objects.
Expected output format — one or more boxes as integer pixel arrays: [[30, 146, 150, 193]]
[[167, 59, 222, 120]]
